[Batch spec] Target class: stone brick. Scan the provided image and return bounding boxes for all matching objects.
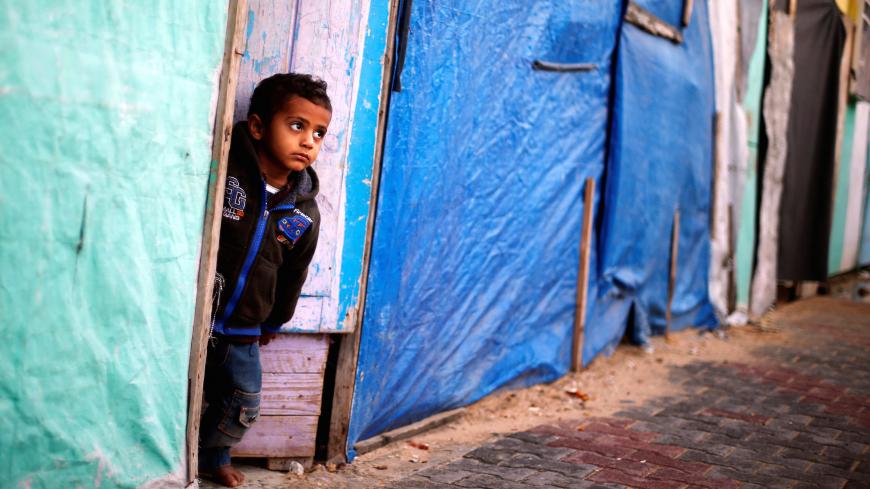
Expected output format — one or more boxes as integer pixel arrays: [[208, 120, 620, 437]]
[[390, 476, 457, 489], [754, 462, 809, 480], [464, 447, 516, 465], [628, 450, 709, 475], [521, 470, 593, 488], [678, 449, 731, 468], [492, 436, 575, 459], [704, 466, 797, 489], [501, 453, 597, 479], [587, 468, 683, 489], [507, 431, 558, 445], [453, 473, 534, 489], [560, 450, 657, 477], [647, 467, 740, 489], [447, 458, 538, 481], [547, 436, 636, 459], [420, 468, 476, 484], [581, 422, 659, 442]]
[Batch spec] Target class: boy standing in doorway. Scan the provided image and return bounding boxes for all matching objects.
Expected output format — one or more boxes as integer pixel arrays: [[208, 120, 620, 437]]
[[199, 73, 332, 487]]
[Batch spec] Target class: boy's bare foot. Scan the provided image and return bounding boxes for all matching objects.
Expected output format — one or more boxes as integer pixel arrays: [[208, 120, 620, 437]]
[[201, 465, 246, 487]]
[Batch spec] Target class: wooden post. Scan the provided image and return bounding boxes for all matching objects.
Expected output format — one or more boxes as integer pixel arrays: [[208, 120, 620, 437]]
[[571, 178, 596, 372], [726, 204, 737, 313], [666, 210, 680, 340], [789, 0, 798, 17], [682, 0, 694, 27], [185, 0, 248, 483], [326, 0, 402, 464], [711, 112, 721, 240]]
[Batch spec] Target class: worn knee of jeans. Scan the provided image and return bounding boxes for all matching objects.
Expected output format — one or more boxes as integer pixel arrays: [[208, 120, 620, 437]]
[[220, 389, 260, 440], [200, 340, 262, 448]]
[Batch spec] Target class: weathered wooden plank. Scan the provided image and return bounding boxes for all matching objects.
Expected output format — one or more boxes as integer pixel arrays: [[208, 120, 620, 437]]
[[666, 210, 681, 339], [261, 373, 324, 416], [231, 415, 319, 458], [186, 0, 248, 483], [290, 0, 369, 302], [327, 0, 401, 463], [353, 408, 465, 456], [231, 0, 372, 334], [233, 0, 299, 122], [260, 333, 329, 373], [284, 295, 324, 332]]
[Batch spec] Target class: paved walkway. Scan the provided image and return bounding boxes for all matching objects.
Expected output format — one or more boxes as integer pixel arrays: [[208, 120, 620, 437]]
[[387, 298, 870, 489]]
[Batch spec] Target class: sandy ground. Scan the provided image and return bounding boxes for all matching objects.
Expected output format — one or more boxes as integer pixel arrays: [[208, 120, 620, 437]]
[[202, 269, 870, 489]]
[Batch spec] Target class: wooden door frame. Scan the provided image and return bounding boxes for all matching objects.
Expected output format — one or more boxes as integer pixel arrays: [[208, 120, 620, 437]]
[[326, 0, 402, 463], [185, 0, 248, 483]]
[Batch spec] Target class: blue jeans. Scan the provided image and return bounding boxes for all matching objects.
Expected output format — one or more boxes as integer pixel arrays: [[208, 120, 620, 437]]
[[199, 336, 262, 470]]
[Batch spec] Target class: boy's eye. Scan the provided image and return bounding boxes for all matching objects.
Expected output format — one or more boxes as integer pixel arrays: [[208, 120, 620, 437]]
[[289, 121, 303, 131], [314, 130, 326, 140]]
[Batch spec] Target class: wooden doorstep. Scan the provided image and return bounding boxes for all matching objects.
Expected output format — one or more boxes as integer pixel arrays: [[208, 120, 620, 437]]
[[261, 373, 323, 416], [231, 334, 330, 460], [232, 415, 319, 458], [353, 408, 465, 456]]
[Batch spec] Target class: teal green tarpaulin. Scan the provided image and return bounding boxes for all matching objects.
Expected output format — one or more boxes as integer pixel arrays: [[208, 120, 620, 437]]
[[0, 2, 228, 487]]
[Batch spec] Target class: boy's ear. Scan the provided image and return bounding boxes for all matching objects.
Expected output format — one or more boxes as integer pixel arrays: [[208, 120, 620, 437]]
[[248, 114, 265, 141]]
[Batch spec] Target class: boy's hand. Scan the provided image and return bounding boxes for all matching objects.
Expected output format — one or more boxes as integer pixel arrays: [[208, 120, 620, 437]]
[[259, 332, 277, 346]]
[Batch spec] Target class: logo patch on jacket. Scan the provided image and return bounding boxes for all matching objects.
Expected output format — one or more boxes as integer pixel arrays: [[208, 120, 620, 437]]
[[223, 177, 246, 221], [276, 209, 312, 245]]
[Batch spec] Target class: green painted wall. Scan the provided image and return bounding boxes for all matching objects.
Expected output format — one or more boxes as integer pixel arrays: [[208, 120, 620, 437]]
[[829, 103, 856, 274], [0, 2, 228, 488], [735, 1, 768, 308]]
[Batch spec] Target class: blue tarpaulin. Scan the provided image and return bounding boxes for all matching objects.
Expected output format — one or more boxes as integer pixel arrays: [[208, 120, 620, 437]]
[[347, 0, 717, 456], [584, 0, 718, 363]]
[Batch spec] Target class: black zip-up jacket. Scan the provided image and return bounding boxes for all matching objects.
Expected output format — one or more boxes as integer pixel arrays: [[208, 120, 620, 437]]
[[212, 122, 321, 336]]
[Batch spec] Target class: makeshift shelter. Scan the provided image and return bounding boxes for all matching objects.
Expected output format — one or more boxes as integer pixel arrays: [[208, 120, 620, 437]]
[[733, 0, 770, 316], [346, 0, 624, 457], [584, 0, 718, 359], [345, 0, 720, 457], [221, 0, 390, 468], [778, 0, 847, 282], [750, 0, 870, 315]]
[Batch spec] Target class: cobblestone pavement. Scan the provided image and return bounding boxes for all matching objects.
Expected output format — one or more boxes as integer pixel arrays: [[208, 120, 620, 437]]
[[387, 298, 870, 489]]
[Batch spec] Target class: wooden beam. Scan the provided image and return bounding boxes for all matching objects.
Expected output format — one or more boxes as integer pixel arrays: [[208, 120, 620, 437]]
[[326, 0, 401, 464], [571, 177, 595, 372], [666, 210, 680, 340], [682, 0, 694, 27], [352, 408, 465, 456], [625, 1, 684, 44], [184, 0, 248, 483]]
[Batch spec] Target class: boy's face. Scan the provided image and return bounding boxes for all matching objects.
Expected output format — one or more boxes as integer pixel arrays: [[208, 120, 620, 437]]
[[249, 95, 332, 175]]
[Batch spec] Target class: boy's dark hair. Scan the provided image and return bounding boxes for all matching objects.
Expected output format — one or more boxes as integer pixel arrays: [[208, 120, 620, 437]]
[[248, 73, 332, 124]]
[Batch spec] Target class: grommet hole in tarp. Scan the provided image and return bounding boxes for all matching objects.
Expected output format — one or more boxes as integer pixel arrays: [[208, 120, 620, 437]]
[[531, 60, 597, 73]]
